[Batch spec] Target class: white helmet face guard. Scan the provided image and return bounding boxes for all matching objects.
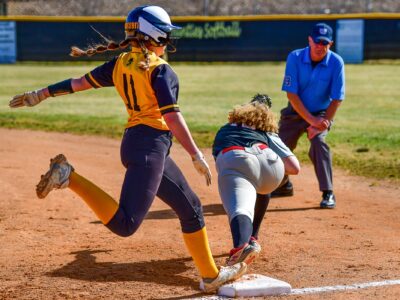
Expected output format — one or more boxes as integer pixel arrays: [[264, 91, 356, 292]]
[[138, 16, 168, 43], [124, 5, 181, 46]]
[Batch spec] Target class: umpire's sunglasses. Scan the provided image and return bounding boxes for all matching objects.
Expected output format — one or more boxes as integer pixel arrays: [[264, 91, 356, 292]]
[[313, 39, 331, 46]]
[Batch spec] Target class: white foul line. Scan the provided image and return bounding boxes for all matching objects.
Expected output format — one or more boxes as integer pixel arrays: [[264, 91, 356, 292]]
[[290, 279, 400, 295], [193, 279, 400, 299]]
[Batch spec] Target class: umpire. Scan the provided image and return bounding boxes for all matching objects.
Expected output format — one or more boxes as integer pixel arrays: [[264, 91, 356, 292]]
[[272, 23, 345, 208]]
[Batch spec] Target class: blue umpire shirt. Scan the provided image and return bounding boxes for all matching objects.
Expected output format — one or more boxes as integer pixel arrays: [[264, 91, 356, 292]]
[[282, 47, 345, 113]]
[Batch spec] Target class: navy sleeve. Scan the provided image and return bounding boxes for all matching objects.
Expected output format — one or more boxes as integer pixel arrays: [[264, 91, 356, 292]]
[[151, 64, 180, 114], [85, 56, 118, 88]]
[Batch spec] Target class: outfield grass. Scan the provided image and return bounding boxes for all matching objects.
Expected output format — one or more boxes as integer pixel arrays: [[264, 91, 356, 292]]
[[0, 62, 399, 181]]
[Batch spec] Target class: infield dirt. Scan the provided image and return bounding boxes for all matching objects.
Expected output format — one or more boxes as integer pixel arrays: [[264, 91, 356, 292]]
[[0, 128, 399, 299]]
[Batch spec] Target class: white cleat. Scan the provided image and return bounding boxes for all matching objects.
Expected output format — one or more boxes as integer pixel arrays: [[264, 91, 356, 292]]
[[200, 262, 247, 293], [36, 154, 73, 199]]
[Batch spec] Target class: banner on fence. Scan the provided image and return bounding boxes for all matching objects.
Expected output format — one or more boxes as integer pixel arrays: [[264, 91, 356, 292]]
[[0, 21, 17, 63], [336, 19, 364, 63]]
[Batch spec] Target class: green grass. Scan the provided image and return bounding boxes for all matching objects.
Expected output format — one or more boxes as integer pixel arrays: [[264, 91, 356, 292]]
[[0, 62, 399, 181]]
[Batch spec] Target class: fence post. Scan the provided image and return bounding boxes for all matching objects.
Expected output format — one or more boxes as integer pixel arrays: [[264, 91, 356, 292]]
[[204, 0, 209, 16], [0, 0, 8, 16]]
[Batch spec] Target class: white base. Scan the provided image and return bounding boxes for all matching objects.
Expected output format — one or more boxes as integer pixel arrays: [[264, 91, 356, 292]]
[[218, 274, 292, 298]]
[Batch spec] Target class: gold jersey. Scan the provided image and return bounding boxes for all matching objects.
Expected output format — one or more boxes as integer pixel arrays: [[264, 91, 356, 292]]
[[85, 47, 180, 131]]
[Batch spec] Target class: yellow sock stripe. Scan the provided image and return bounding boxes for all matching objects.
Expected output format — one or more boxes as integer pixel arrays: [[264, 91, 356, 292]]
[[68, 171, 118, 224], [182, 227, 219, 279]]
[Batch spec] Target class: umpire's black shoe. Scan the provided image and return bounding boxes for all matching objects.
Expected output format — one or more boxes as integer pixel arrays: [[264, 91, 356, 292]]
[[320, 191, 336, 209], [271, 180, 294, 198]]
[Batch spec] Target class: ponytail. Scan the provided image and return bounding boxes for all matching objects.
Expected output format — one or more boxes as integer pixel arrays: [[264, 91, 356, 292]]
[[137, 41, 150, 71], [70, 40, 128, 57], [70, 38, 151, 71]]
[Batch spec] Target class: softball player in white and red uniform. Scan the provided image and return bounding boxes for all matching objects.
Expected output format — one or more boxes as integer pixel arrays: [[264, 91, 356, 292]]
[[212, 94, 300, 266]]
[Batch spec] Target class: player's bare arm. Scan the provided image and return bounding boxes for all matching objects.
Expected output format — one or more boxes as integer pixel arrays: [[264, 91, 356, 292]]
[[282, 155, 301, 175], [163, 111, 199, 156], [163, 111, 212, 186]]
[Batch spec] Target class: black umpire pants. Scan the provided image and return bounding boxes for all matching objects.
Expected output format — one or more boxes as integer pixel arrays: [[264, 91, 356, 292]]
[[278, 110, 333, 192]]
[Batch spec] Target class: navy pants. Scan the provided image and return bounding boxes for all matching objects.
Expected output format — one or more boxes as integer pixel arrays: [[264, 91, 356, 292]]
[[106, 125, 205, 236]]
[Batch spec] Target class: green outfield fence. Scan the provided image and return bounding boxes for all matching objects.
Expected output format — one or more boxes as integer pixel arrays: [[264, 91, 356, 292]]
[[0, 13, 400, 63]]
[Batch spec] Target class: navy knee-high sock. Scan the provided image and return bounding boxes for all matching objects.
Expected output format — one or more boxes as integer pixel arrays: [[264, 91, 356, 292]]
[[230, 215, 252, 248], [252, 193, 270, 239]]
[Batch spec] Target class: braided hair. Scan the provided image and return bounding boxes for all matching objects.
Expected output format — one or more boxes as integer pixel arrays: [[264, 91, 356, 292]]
[[70, 30, 158, 71]]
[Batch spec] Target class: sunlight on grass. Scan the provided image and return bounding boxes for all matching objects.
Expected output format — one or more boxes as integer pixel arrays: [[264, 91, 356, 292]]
[[0, 62, 399, 181]]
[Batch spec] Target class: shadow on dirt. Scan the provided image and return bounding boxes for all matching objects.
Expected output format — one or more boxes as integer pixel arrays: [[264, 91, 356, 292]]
[[145, 203, 226, 219], [268, 206, 321, 212], [46, 249, 197, 288], [151, 292, 209, 300], [88, 204, 227, 224], [144, 204, 321, 220]]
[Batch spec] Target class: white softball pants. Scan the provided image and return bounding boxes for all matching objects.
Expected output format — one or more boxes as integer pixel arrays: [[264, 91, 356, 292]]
[[216, 144, 284, 222]]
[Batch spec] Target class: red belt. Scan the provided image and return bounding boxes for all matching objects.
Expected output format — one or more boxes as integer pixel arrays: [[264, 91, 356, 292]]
[[221, 144, 268, 154]]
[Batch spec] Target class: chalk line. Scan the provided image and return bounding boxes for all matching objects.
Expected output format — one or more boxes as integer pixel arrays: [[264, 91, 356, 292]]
[[193, 278, 400, 299], [290, 279, 400, 295]]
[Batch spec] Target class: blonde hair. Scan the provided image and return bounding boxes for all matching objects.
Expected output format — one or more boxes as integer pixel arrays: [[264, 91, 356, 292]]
[[70, 32, 152, 70], [228, 102, 278, 133]]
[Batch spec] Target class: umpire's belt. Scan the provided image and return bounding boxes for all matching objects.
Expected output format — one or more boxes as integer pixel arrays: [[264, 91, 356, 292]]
[[221, 143, 268, 154]]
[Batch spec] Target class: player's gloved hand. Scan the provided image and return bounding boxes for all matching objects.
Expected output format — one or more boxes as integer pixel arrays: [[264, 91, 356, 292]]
[[192, 152, 212, 186], [9, 89, 48, 108]]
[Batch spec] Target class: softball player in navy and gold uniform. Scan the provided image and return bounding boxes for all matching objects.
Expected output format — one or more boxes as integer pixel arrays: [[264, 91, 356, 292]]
[[212, 95, 300, 266], [9, 5, 246, 292]]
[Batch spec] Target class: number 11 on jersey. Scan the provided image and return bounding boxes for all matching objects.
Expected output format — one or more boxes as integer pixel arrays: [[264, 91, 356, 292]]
[[122, 74, 140, 111]]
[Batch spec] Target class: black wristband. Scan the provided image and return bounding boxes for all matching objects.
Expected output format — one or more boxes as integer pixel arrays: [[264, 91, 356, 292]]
[[48, 79, 74, 97]]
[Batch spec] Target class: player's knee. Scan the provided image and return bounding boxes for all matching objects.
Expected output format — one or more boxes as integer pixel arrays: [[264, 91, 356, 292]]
[[106, 220, 139, 237], [230, 209, 253, 223], [105, 208, 141, 237], [174, 191, 205, 233], [180, 214, 205, 233], [310, 135, 328, 147]]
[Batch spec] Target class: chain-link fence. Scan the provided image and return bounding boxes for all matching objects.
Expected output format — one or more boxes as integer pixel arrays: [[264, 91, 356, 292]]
[[2, 0, 400, 16]]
